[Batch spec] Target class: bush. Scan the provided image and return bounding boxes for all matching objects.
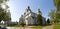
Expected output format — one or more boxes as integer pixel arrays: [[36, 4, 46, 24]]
[[7, 22, 18, 26]]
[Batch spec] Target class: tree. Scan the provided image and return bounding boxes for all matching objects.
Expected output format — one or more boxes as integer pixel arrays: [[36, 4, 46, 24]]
[[55, 12, 60, 23], [0, 0, 11, 22], [37, 14, 42, 25], [0, 0, 9, 3], [3, 11, 11, 21], [47, 18, 50, 24], [20, 19, 25, 27], [48, 10, 56, 23], [53, 0, 60, 23]]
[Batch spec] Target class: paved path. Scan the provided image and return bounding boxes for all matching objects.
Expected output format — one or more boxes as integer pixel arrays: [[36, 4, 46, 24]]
[[7, 27, 34, 29], [42, 25, 53, 29], [7, 25, 53, 29]]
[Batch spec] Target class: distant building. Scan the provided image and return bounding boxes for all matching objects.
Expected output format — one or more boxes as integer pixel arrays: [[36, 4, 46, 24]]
[[1, 20, 5, 24], [19, 6, 46, 26]]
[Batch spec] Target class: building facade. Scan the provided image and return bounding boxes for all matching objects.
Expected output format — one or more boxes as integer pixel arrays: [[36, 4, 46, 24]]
[[19, 6, 46, 26]]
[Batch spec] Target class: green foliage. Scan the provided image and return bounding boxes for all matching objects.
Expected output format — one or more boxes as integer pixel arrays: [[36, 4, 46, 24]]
[[0, 0, 9, 3], [37, 14, 42, 25], [53, 0, 60, 23], [55, 12, 60, 23], [48, 10, 60, 23], [0, 0, 11, 22], [48, 10, 56, 23], [0, 8, 4, 22], [7, 22, 18, 26], [48, 10, 55, 19], [3, 12, 11, 21], [47, 18, 50, 24], [0, 7, 11, 22], [56, 12, 60, 19], [20, 20, 25, 27]]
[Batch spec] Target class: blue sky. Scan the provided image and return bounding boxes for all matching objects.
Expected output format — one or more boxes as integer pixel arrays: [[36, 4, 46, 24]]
[[8, 0, 55, 22]]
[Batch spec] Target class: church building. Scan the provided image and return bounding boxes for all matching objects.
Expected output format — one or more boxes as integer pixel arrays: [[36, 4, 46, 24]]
[[19, 6, 46, 26]]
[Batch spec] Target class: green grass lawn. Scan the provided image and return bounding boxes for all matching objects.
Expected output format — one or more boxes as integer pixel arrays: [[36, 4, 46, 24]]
[[30, 26, 43, 29], [54, 24, 60, 29]]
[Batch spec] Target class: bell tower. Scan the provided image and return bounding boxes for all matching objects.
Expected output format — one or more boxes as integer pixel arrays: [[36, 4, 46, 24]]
[[26, 6, 31, 12], [37, 8, 42, 15]]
